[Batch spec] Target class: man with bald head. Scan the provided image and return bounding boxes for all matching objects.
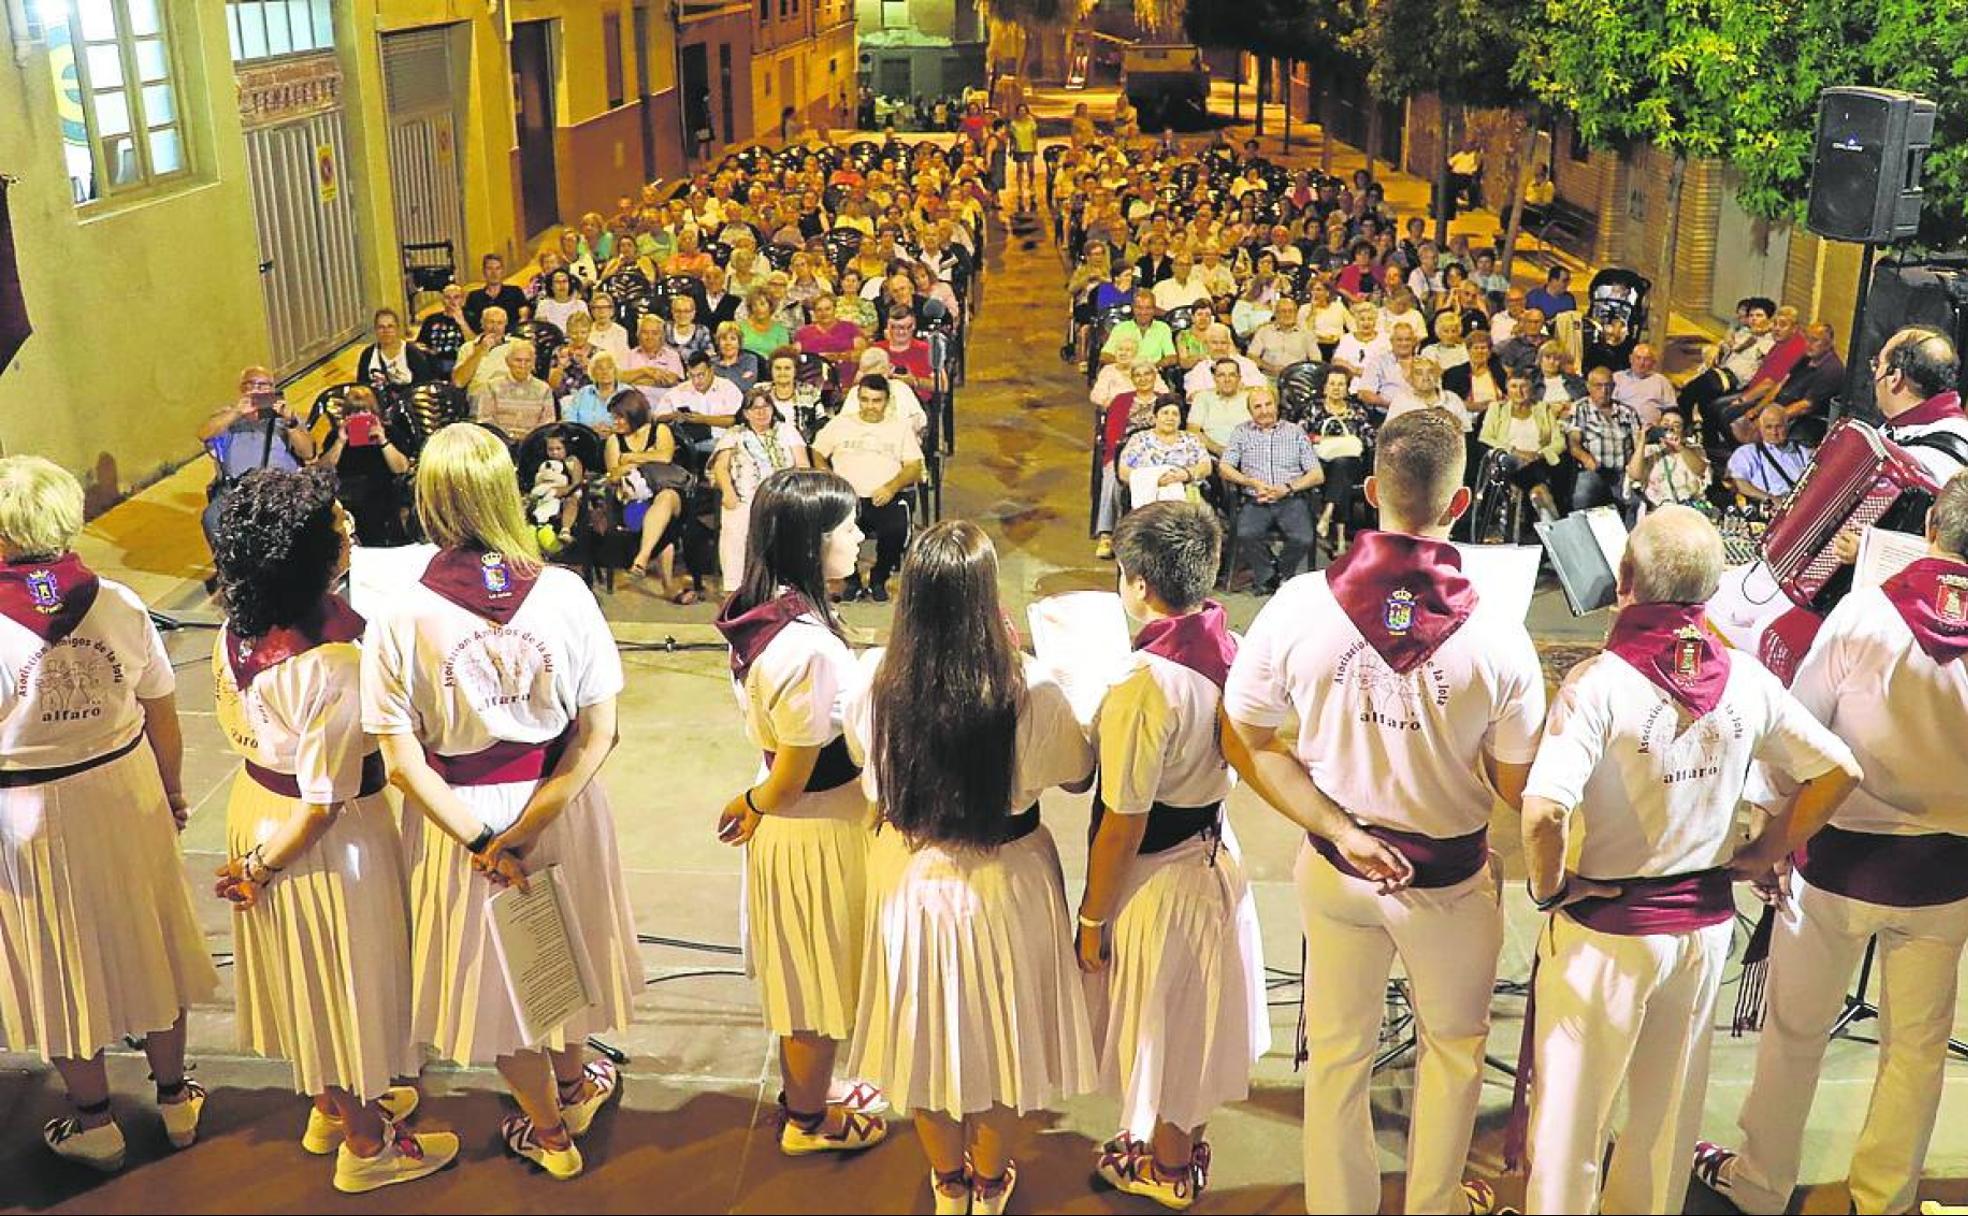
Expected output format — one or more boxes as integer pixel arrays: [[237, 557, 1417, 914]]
[[1769, 321, 1845, 445], [1873, 324, 1968, 483], [1520, 505, 1861, 1214], [1612, 343, 1677, 427]]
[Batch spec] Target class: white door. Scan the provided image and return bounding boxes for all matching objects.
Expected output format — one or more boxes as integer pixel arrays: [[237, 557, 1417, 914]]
[[244, 101, 367, 375]]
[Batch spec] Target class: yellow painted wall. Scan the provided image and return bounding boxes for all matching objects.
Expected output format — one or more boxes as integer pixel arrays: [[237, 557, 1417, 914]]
[[0, 4, 267, 506]]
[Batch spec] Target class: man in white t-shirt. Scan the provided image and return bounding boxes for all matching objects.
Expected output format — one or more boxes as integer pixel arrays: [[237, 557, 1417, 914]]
[[1519, 505, 1860, 1216], [1696, 472, 1968, 1216], [1180, 325, 1261, 397], [1150, 252, 1211, 313], [1226, 410, 1546, 1216], [811, 375, 922, 603]]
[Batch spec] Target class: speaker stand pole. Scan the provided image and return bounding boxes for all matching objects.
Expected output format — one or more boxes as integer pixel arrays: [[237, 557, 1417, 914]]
[[1843, 240, 1879, 416]]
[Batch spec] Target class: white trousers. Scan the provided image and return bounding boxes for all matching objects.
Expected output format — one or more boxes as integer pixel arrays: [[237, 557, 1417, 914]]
[[1524, 915, 1732, 1215], [1728, 876, 1968, 1215], [1295, 841, 1504, 1215]]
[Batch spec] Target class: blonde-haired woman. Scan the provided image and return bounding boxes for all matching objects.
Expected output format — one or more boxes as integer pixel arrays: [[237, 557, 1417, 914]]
[[0, 456, 217, 1170], [361, 425, 643, 1181]]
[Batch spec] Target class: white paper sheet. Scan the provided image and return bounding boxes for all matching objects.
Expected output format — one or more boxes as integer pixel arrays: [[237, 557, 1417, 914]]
[[1854, 526, 1930, 591], [1581, 506, 1630, 575], [1128, 466, 1190, 508], [1706, 562, 1790, 652], [346, 543, 437, 620], [487, 865, 599, 1048], [1027, 590, 1136, 730], [1453, 543, 1542, 623]]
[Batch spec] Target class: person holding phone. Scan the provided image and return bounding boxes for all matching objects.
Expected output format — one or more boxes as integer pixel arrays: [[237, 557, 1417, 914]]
[[197, 366, 317, 552], [316, 385, 410, 547]]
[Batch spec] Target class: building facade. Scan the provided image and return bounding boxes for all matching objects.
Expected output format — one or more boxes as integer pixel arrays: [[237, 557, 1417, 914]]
[[0, 0, 811, 502]]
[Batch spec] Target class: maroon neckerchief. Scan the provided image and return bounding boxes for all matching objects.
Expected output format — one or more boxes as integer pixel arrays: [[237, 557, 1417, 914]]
[[1881, 555, 1968, 665], [0, 552, 99, 643], [1325, 531, 1477, 675], [714, 590, 815, 680], [1889, 390, 1965, 428], [224, 594, 366, 689], [1133, 599, 1237, 688], [1605, 601, 1731, 718], [419, 546, 540, 625]]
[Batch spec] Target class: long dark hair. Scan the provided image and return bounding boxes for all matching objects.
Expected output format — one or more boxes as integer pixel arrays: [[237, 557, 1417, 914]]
[[735, 467, 856, 640], [213, 467, 342, 638], [871, 520, 1025, 850]]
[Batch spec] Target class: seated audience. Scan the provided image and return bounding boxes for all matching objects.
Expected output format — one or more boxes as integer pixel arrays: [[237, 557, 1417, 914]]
[[810, 374, 924, 602], [1724, 403, 1813, 504], [470, 340, 557, 436]]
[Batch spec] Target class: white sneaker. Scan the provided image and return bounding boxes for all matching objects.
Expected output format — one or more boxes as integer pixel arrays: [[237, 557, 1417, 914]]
[[333, 1127, 459, 1194], [972, 1160, 1018, 1216], [828, 1079, 890, 1117], [43, 1116, 126, 1172], [1094, 1138, 1194, 1212], [557, 1059, 621, 1137], [779, 1106, 887, 1156], [159, 1080, 206, 1150], [503, 1114, 583, 1180], [302, 1086, 421, 1155]]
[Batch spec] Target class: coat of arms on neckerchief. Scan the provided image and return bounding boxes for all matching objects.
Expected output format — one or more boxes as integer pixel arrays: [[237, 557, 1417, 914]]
[[480, 551, 512, 595], [1672, 625, 1703, 684], [1383, 588, 1416, 636], [1939, 574, 1968, 625], [26, 568, 59, 613]]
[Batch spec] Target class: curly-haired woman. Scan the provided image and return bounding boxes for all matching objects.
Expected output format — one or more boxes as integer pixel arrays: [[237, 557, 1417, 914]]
[[210, 467, 457, 1192]]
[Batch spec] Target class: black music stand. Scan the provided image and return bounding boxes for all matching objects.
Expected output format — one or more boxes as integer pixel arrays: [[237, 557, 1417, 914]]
[[1830, 935, 1968, 1059]]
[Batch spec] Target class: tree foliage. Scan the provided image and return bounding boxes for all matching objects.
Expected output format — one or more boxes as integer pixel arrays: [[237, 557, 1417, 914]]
[[1183, 0, 1360, 69], [1351, 0, 1537, 113], [1524, 0, 1968, 247]]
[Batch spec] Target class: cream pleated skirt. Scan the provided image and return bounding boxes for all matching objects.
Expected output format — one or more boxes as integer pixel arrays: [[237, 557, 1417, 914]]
[[225, 776, 418, 1102], [404, 780, 644, 1063], [745, 785, 872, 1041], [1087, 834, 1270, 1138], [848, 822, 1098, 1119], [0, 742, 218, 1061]]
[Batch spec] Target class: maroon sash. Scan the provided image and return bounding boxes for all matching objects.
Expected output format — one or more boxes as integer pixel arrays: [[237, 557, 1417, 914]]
[[1604, 601, 1731, 717], [1310, 824, 1489, 889], [715, 591, 815, 680], [1881, 556, 1968, 666], [1325, 531, 1477, 675], [1561, 869, 1737, 935], [1796, 825, 1968, 908], [424, 727, 572, 787], [1133, 600, 1237, 688], [0, 552, 99, 644], [419, 547, 540, 625], [224, 595, 366, 689], [243, 751, 388, 801]]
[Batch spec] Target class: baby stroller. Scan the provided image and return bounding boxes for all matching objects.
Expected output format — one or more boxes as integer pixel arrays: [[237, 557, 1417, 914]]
[[1583, 267, 1651, 372]]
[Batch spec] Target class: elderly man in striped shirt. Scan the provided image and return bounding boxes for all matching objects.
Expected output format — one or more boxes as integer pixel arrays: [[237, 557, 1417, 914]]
[[1221, 383, 1325, 593]]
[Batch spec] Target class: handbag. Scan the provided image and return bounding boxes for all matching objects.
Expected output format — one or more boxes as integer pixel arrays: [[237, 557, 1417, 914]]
[[1314, 415, 1364, 462]]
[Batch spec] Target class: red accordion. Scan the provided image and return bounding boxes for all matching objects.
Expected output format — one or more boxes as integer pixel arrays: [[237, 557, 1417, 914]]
[[1759, 417, 1940, 613]]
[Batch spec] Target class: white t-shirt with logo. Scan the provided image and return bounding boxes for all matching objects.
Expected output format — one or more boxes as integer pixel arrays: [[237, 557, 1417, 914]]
[[1224, 571, 1545, 838], [0, 579, 171, 769], [1746, 585, 1968, 838], [1524, 651, 1852, 878]]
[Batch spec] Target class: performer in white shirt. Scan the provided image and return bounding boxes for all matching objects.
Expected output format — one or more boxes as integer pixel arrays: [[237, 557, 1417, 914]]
[[713, 468, 889, 1157], [1225, 409, 1546, 1216], [0, 456, 217, 1172], [1081, 501, 1268, 1211], [1874, 326, 1968, 484], [1695, 470, 1968, 1216], [208, 467, 456, 1193], [843, 520, 1098, 1216], [1518, 505, 1861, 1215], [362, 425, 642, 1182]]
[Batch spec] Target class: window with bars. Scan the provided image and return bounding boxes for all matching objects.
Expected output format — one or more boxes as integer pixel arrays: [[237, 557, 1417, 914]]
[[44, 0, 190, 205], [226, 0, 334, 63]]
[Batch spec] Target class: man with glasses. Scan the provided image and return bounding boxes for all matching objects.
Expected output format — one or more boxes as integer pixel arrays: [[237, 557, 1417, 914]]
[[1566, 369, 1643, 516], [879, 308, 935, 388], [196, 366, 317, 550], [1874, 325, 1968, 482]]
